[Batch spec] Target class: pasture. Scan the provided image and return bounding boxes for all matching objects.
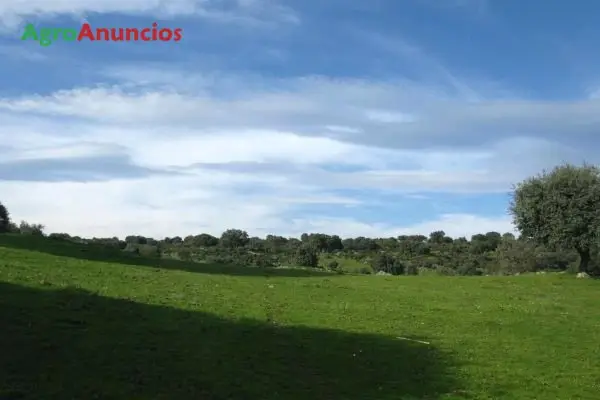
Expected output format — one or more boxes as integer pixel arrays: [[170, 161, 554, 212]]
[[1, 238, 599, 399]]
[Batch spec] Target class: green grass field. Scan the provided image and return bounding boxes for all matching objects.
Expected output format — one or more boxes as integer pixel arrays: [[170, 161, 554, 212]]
[[1, 236, 600, 399]]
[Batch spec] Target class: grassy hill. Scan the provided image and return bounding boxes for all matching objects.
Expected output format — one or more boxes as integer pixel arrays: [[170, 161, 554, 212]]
[[1, 236, 599, 399]]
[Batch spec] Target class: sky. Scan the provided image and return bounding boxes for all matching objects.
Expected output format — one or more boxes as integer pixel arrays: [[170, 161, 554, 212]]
[[0, 0, 599, 240]]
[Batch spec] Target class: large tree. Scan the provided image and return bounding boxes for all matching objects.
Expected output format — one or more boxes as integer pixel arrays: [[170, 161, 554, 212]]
[[509, 163, 600, 274], [0, 202, 9, 233]]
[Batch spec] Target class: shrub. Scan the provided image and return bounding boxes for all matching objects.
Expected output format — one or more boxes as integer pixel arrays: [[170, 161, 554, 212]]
[[371, 253, 404, 275], [295, 246, 319, 268], [178, 249, 193, 261], [18, 221, 45, 236], [139, 245, 160, 258], [327, 260, 339, 271]]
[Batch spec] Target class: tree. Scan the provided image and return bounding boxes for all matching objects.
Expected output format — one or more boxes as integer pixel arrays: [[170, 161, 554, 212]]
[[18, 221, 44, 236], [220, 229, 249, 249], [371, 253, 404, 275], [295, 246, 319, 268], [0, 202, 9, 233], [510, 163, 600, 274]]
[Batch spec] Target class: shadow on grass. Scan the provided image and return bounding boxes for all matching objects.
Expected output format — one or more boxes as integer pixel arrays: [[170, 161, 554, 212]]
[[0, 282, 463, 400], [0, 234, 334, 278]]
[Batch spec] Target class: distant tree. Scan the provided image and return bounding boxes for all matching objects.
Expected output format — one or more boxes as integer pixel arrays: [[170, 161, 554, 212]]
[[125, 235, 147, 245], [265, 235, 288, 253], [220, 229, 249, 249], [0, 202, 9, 233], [295, 246, 319, 268], [192, 233, 219, 247], [48, 233, 71, 241], [248, 236, 265, 251], [502, 232, 516, 241], [470, 232, 502, 254], [371, 253, 404, 275], [123, 243, 140, 255], [492, 238, 538, 275], [18, 221, 44, 236], [510, 163, 600, 274], [139, 244, 160, 258], [429, 230, 452, 244]]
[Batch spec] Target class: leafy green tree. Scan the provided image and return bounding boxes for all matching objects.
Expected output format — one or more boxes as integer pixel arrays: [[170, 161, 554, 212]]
[[220, 229, 249, 249], [192, 234, 219, 247], [139, 244, 160, 258], [492, 238, 537, 275], [18, 221, 44, 236], [125, 235, 147, 245], [295, 246, 319, 268], [510, 163, 600, 274], [429, 230, 452, 244], [371, 253, 404, 275], [0, 202, 9, 233]]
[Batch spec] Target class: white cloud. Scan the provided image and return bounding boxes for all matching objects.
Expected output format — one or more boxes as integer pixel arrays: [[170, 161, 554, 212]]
[[0, 0, 299, 31], [0, 62, 596, 238], [0, 176, 513, 238], [2, 75, 600, 153]]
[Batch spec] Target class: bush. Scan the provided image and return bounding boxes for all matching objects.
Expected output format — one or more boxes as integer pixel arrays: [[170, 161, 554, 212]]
[[139, 245, 160, 258], [358, 266, 372, 275], [404, 263, 418, 276], [18, 221, 45, 236], [254, 254, 275, 268], [371, 253, 404, 275], [327, 260, 339, 271], [178, 249, 193, 261], [492, 239, 537, 275], [123, 243, 140, 255], [48, 233, 71, 241], [295, 246, 319, 268]]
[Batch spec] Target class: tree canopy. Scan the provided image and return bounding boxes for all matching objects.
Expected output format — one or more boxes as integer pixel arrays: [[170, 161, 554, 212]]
[[510, 163, 600, 273], [0, 202, 9, 233]]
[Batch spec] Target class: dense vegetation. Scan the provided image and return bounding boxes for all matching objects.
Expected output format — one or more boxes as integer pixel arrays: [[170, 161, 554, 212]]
[[1, 164, 600, 277]]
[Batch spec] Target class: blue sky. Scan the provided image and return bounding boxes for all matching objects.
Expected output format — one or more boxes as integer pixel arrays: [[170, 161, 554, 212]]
[[0, 0, 598, 239]]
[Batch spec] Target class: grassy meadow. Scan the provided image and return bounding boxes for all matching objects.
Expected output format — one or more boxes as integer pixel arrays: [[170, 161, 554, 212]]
[[1, 235, 599, 399]]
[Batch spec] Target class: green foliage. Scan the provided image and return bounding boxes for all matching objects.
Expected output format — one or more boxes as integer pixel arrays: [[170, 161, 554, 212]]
[[185, 233, 219, 247], [4, 164, 600, 277], [18, 221, 45, 236], [371, 253, 404, 275], [510, 163, 600, 273], [138, 244, 160, 258], [48, 233, 71, 241], [295, 245, 319, 268], [123, 243, 140, 255], [220, 229, 249, 249], [177, 248, 193, 261], [327, 260, 339, 271], [0, 202, 9, 233]]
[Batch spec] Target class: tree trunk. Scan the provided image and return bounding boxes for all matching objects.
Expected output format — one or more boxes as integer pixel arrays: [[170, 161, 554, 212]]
[[577, 247, 590, 274]]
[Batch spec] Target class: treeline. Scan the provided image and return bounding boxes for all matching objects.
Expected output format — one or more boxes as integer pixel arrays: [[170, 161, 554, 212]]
[[2, 162, 600, 277], [0, 216, 593, 276]]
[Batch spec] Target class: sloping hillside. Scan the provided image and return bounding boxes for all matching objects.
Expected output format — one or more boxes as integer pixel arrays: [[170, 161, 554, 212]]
[[1, 239, 599, 399]]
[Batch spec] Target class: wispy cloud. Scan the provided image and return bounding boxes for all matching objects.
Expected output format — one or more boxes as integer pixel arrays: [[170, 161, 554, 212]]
[[0, 0, 596, 238], [0, 43, 46, 61], [0, 0, 299, 30]]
